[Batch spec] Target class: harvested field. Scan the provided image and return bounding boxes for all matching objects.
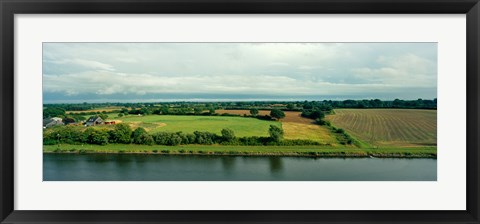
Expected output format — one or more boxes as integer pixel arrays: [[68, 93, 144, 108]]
[[326, 109, 437, 147]]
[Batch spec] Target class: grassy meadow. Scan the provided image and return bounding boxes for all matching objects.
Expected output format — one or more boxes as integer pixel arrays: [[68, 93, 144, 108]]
[[115, 115, 281, 137]]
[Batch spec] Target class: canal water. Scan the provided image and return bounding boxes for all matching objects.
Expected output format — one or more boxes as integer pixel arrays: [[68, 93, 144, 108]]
[[43, 154, 436, 181]]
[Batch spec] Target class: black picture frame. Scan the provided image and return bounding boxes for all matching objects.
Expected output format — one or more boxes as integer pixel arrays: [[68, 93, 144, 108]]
[[1, 0, 479, 223]]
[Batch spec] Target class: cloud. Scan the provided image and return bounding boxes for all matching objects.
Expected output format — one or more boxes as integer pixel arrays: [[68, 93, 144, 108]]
[[42, 43, 437, 102], [72, 59, 115, 71], [351, 53, 436, 86]]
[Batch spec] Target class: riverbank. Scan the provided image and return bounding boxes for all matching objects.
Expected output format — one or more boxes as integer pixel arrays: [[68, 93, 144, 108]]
[[43, 144, 437, 158]]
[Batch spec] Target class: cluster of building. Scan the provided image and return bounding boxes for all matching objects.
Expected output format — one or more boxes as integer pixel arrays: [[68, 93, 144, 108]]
[[43, 116, 116, 129]]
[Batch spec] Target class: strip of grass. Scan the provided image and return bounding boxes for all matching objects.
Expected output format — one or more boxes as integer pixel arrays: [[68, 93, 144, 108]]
[[44, 144, 436, 158]]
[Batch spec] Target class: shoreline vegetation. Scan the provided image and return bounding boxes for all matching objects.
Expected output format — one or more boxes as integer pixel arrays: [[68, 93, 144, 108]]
[[43, 144, 437, 158]]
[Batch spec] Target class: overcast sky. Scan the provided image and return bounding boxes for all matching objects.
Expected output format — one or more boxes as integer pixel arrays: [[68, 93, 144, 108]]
[[43, 43, 437, 103]]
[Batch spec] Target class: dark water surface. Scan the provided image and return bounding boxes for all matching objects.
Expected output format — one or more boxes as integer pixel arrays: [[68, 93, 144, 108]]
[[43, 154, 437, 181]]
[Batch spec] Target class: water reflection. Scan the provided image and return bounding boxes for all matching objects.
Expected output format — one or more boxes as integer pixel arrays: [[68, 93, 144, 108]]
[[269, 157, 283, 174], [221, 156, 236, 173], [44, 154, 437, 181]]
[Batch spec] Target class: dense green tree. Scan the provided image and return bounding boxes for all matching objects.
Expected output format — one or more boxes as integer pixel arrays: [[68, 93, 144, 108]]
[[268, 125, 284, 142], [132, 127, 148, 144], [168, 134, 182, 146], [152, 132, 170, 145], [270, 109, 285, 120], [194, 107, 203, 114], [139, 133, 154, 145], [194, 131, 218, 144], [43, 107, 66, 119], [84, 128, 109, 145], [186, 133, 196, 144], [109, 123, 132, 144], [221, 128, 236, 142], [161, 106, 169, 115], [249, 108, 259, 116], [286, 103, 295, 110], [59, 126, 85, 143], [311, 110, 325, 120], [140, 107, 152, 115]]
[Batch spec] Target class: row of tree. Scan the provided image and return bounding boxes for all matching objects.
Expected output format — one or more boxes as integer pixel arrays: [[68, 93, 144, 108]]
[[43, 123, 295, 146], [44, 98, 437, 118]]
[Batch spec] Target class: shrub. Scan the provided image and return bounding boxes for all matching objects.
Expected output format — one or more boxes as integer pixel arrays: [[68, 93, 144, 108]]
[[43, 139, 58, 145], [316, 119, 330, 126]]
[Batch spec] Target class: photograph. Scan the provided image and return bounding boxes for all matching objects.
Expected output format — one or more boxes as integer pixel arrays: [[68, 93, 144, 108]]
[[42, 42, 437, 181], [2, 0, 477, 222]]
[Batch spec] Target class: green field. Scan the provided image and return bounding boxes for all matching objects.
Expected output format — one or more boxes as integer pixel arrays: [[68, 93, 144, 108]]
[[115, 115, 281, 137], [326, 109, 437, 147], [44, 144, 437, 158]]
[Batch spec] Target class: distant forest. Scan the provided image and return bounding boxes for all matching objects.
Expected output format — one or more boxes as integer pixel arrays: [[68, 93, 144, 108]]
[[43, 98, 437, 121], [44, 98, 436, 112]]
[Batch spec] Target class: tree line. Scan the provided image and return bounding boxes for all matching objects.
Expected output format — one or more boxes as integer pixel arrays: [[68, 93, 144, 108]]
[[44, 106, 287, 123], [44, 98, 437, 115], [43, 123, 322, 146]]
